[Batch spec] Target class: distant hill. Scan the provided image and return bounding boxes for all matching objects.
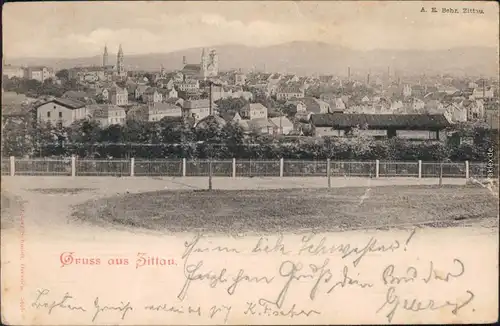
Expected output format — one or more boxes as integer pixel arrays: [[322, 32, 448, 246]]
[[6, 42, 498, 77]]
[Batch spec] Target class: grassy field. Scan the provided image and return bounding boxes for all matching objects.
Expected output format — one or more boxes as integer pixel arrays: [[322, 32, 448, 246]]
[[72, 185, 498, 234]]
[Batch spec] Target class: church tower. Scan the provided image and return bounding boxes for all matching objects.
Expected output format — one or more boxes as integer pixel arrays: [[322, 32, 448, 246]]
[[117, 44, 125, 76], [209, 49, 219, 77], [103, 44, 108, 67], [200, 48, 208, 78]]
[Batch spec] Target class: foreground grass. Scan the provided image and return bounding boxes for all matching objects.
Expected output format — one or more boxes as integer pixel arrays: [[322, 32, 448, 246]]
[[72, 185, 498, 234]]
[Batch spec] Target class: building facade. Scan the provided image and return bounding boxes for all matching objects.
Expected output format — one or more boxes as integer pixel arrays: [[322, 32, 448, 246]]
[[36, 98, 89, 127]]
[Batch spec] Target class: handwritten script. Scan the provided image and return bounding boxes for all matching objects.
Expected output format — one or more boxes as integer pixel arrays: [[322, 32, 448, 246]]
[[29, 229, 478, 323]]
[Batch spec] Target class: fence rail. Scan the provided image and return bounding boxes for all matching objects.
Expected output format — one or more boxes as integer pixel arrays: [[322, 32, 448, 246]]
[[1, 157, 498, 179]]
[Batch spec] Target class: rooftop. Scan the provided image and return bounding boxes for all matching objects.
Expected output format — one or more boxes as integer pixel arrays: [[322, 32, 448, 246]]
[[311, 113, 451, 129]]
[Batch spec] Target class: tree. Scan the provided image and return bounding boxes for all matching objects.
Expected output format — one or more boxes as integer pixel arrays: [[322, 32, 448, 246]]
[[100, 124, 126, 143], [215, 97, 248, 114], [67, 119, 102, 144], [55, 69, 69, 81]]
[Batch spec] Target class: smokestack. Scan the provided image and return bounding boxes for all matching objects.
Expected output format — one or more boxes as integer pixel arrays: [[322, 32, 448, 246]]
[[348, 67, 351, 81], [182, 56, 187, 65], [483, 79, 485, 99], [387, 66, 390, 78], [367, 73, 370, 85]]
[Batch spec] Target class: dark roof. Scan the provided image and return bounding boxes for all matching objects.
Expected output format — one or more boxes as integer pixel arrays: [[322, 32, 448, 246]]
[[37, 97, 86, 110], [182, 64, 201, 72], [62, 91, 88, 100], [311, 113, 451, 129]]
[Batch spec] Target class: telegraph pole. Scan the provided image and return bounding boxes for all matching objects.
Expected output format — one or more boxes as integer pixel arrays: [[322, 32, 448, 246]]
[[209, 81, 212, 115]]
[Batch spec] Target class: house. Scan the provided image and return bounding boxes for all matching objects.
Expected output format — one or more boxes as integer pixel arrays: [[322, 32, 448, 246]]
[[240, 103, 268, 120], [221, 111, 243, 123], [471, 87, 494, 100], [182, 99, 212, 121], [424, 100, 445, 114], [231, 90, 253, 101], [411, 98, 425, 111], [328, 98, 346, 112], [209, 85, 232, 101], [403, 84, 412, 97], [463, 99, 485, 121], [411, 85, 426, 98], [146, 102, 182, 122], [88, 104, 126, 127], [24, 66, 55, 82], [438, 85, 460, 95], [157, 78, 175, 90], [285, 100, 307, 113], [310, 113, 451, 140], [233, 72, 247, 86], [167, 87, 179, 99], [320, 92, 340, 102], [268, 116, 294, 135], [135, 84, 149, 99], [109, 86, 128, 106], [247, 117, 275, 135], [36, 98, 89, 127], [444, 103, 467, 123], [178, 79, 200, 92], [143, 87, 163, 103], [296, 97, 331, 114], [2, 64, 24, 78], [276, 86, 304, 101], [283, 75, 300, 84]]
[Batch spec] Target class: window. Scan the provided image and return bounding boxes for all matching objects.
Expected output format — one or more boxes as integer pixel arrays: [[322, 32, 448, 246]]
[[47, 112, 51, 118], [59, 112, 62, 118]]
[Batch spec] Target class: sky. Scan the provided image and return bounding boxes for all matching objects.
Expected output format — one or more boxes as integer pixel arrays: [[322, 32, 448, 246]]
[[3, 1, 499, 58]]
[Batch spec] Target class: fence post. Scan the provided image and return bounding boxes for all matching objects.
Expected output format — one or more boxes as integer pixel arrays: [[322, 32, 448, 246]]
[[232, 158, 236, 178], [280, 158, 284, 177], [439, 161, 443, 186], [418, 160, 422, 179], [9, 156, 15, 176], [375, 159, 380, 178], [182, 158, 186, 177], [71, 155, 76, 177], [208, 160, 213, 191], [327, 158, 331, 188], [465, 161, 469, 179], [130, 157, 135, 177]]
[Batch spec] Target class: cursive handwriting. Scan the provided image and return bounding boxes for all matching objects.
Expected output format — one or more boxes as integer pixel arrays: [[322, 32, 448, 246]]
[[382, 259, 465, 286], [252, 234, 291, 255], [31, 289, 86, 314], [245, 301, 320, 318], [299, 234, 401, 267], [92, 297, 133, 322], [177, 260, 274, 301], [376, 286, 475, 323], [182, 234, 241, 262], [144, 304, 202, 316], [260, 259, 373, 309]]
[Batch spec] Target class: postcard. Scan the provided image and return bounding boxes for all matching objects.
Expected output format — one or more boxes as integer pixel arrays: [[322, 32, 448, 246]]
[[1, 1, 499, 324]]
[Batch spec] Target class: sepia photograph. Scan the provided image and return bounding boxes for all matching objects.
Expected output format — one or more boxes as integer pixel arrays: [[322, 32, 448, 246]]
[[1, 1, 499, 324]]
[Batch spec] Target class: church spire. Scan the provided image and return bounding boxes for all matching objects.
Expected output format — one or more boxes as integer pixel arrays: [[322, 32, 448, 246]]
[[103, 44, 108, 67], [116, 44, 125, 76]]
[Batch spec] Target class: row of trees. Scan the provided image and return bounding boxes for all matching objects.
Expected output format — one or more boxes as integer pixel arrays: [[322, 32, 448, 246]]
[[2, 75, 81, 98], [2, 116, 497, 162]]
